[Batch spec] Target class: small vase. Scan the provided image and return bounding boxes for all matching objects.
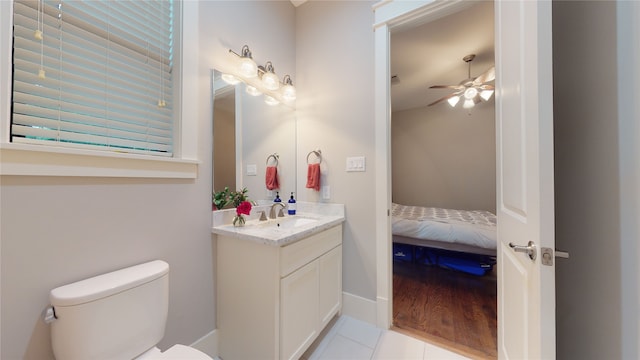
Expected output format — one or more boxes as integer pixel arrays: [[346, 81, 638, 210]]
[[233, 215, 245, 227]]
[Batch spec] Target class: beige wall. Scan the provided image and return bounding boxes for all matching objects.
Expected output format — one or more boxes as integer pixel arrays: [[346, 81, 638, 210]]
[[295, 1, 377, 300], [391, 103, 496, 213], [554, 1, 640, 359], [200, 1, 297, 204], [0, 1, 297, 359]]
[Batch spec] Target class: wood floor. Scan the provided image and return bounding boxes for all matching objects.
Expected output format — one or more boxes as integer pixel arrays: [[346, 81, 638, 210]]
[[392, 259, 497, 359]]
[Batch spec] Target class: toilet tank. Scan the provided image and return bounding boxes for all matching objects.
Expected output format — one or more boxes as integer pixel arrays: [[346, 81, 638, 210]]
[[49, 260, 170, 360]]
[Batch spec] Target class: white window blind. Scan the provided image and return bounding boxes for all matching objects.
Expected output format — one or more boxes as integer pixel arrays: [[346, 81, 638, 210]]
[[12, 0, 175, 156]]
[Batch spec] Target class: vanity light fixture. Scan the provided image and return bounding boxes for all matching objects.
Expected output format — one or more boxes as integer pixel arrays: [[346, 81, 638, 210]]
[[260, 62, 280, 91], [236, 45, 258, 78], [221, 73, 241, 85], [224, 45, 296, 106], [264, 95, 280, 106], [245, 85, 262, 97], [281, 75, 297, 102]]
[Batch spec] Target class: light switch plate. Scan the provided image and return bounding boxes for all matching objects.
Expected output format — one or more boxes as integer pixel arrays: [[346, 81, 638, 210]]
[[346, 156, 366, 172], [246, 164, 257, 176]]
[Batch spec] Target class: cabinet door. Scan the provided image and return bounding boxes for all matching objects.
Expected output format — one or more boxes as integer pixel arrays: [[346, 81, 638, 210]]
[[319, 245, 342, 330], [280, 260, 319, 360]]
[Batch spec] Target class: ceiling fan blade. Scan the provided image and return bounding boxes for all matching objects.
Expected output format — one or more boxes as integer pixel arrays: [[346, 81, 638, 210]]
[[429, 84, 464, 90], [428, 93, 459, 106], [473, 66, 495, 85]]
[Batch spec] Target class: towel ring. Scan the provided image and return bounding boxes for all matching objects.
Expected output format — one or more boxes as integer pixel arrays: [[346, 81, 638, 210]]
[[266, 154, 279, 166], [306, 149, 322, 164]]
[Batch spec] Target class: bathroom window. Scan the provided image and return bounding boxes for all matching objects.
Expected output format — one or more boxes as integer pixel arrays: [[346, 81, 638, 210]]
[[11, 0, 176, 157]]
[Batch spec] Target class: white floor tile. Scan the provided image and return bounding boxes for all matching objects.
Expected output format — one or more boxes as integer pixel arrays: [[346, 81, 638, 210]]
[[372, 330, 425, 360], [423, 343, 471, 360], [305, 315, 473, 360], [337, 317, 382, 349], [317, 334, 375, 360]]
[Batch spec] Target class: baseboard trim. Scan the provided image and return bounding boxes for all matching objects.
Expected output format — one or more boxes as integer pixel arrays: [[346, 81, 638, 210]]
[[190, 328, 218, 358], [341, 291, 377, 326]]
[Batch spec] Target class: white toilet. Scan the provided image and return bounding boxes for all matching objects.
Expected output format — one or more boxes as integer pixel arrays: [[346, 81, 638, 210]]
[[46, 260, 212, 360]]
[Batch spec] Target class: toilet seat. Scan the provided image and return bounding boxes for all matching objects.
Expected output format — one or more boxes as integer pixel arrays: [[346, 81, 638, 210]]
[[137, 345, 212, 359]]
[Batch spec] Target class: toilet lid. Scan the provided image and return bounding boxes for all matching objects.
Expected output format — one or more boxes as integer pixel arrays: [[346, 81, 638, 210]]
[[144, 344, 212, 360]]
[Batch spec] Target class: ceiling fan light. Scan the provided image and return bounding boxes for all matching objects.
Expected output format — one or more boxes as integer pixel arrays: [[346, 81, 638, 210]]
[[447, 96, 460, 107], [480, 89, 494, 101], [464, 87, 478, 100], [463, 98, 475, 109]]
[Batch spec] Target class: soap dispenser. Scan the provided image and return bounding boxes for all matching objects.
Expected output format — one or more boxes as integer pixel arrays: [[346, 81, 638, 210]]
[[274, 192, 282, 203], [287, 192, 296, 215]]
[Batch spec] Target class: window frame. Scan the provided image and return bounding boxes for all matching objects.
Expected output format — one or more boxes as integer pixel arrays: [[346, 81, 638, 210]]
[[0, 0, 199, 178]]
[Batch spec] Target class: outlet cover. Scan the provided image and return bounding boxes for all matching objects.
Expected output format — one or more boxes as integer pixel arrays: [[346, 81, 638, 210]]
[[322, 185, 330, 200], [246, 164, 257, 176]]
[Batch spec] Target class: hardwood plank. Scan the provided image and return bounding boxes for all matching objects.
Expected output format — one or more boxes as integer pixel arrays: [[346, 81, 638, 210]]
[[392, 260, 497, 359]]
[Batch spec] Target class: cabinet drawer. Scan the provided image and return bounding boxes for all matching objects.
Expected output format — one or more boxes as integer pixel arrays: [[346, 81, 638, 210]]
[[280, 225, 342, 277]]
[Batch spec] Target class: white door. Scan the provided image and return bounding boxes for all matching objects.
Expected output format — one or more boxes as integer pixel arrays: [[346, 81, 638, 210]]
[[495, 1, 555, 359]]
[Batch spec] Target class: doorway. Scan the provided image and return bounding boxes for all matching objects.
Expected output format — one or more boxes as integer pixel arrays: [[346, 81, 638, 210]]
[[387, 2, 497, 358]]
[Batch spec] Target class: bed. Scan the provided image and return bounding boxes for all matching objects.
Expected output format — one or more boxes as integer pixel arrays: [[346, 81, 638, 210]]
[[392, 202, 497, 256]]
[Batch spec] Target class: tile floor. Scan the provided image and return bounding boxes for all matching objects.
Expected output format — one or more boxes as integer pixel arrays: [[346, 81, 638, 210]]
[[302, 316, 471, 360]]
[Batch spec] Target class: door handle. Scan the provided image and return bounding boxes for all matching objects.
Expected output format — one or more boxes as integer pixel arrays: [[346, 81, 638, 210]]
[[541, 247, 569, 266], [509, 241, 537, 261]]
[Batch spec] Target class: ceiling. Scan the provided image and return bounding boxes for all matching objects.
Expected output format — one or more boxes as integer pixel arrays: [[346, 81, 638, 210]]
[[390, 1, 495, 112]]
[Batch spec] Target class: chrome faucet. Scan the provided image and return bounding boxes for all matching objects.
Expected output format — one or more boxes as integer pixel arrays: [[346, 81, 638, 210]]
[[269, 202, 286, 219]]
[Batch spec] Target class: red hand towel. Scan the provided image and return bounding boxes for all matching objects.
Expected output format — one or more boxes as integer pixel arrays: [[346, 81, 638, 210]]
[[265, 166, 279, 190], [306, 163, 321, 191]]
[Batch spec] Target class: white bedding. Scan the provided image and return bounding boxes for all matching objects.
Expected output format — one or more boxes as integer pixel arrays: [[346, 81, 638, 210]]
[[392, 203, 497, 250]]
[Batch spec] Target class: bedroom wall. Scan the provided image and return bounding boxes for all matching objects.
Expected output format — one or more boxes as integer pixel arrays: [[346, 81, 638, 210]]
[[391, 103, 496, 213]]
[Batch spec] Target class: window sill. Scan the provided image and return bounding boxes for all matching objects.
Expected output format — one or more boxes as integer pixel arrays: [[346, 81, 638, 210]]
[[0, 143, 199, 178]]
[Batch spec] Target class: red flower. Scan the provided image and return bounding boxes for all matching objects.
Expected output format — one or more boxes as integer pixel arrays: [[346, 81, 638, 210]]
[[236, 201, 252, 216]]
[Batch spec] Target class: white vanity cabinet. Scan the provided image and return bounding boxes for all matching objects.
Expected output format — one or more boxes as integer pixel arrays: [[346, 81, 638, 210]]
[[217, 224, 342, 360]]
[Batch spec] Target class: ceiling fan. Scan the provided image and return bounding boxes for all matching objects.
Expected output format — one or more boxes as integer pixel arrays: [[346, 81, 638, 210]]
[[428, 54, 495, 109]]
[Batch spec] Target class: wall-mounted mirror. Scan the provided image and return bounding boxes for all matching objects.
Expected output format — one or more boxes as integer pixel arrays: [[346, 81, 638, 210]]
[[212, 70, 297, 207]]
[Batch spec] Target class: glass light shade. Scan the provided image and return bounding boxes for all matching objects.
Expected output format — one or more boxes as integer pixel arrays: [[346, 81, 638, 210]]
[[447, 96, 460, 107], [245, 85, 262, 96], [238, 57, 258, 78], [262, 72, 280, 90], [480, 89, 494, 101], [464, 87, 478, 100], [221, 73, 241, 85], [264, 95, 279, 106], [281, 84, 296, 102], [463, 98, 475, 109]]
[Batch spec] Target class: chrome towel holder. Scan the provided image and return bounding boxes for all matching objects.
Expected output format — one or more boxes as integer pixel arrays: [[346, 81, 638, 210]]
[[266, 153, 279, 166], [306, 149, 322, 164]]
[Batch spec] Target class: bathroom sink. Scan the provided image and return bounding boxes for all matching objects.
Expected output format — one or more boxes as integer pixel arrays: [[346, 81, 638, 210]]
[[212, 203, 345, 246], [267, 216, 318, 229]]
